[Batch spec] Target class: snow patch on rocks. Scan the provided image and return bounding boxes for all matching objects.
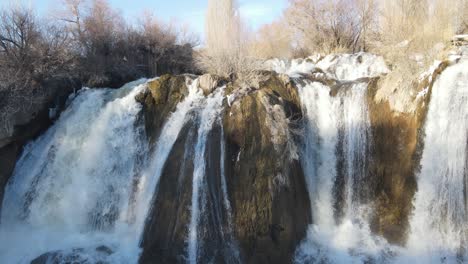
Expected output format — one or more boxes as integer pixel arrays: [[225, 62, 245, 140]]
[[268, 52, 389, 81]]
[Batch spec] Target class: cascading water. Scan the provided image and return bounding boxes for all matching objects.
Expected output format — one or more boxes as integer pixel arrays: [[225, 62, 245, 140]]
[[401, 59, 468, 263], [280, 52, 468, 263], [0, 78, 209, 264], [187, 86, 225, 264], [0, 79, 149, 263], [269, 53, 395, 263], [1, 50, 465, 264], [185, 86, 240, 264], [294, 80, 394, 263], [132, 78, 204, 239]]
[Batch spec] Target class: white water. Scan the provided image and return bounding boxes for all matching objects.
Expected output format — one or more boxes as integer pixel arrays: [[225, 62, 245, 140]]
[[400, 60, 468, 263], [284, 53, 468, 263], [295, 80, 395, 263], [187, 86, 225, 264], [1, 52, 465, 264], [0, 79, 149, 263], [0, 78, 207, 264], [275, 53, 395, 263], [131, 78, 204, 241]]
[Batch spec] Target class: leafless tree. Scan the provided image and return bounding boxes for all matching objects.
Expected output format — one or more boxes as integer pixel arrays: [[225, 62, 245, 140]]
[[285, 0, 378, 54], [0, 6, 41, 85], [199, 0, 262, 88], [0, 6, 73, 136]]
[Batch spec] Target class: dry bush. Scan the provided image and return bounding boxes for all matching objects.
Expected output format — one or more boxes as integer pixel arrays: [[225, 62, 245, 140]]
[[375, 0, 464, 92], [285, 0, 377, 54], [378, 0, 455, 57], [371, 0, 468, 113]]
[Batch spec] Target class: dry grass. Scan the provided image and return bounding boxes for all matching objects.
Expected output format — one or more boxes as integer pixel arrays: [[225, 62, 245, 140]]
[[376, 0, 462, 67], [250, 21, 293, 59], [370, 0, 466, 112]]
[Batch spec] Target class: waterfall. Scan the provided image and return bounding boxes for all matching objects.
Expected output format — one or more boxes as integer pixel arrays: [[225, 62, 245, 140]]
[[0, 79, 149, 263], [402, 60, 468, 263], [1, 50, 465, 263], [0, 75, 241, 263], [132, 78, 204, 241], [0, 78, 206, 264], [292, 54, 468, 263], [295, 80, 394, 263], [186, 86, 225, 264]]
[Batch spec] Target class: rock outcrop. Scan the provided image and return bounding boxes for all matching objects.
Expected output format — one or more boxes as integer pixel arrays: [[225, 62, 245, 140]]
[[138, 72, 311, 263], [223, 73, 311, 263], [367, 57, 456, 244], [136, 75, 189, 143]]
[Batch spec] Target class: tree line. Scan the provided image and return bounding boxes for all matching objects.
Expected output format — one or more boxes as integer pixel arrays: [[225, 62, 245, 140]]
[[253, 0, 467, 59], [0, 0, 198, 92], [0, 0, 199, 138]]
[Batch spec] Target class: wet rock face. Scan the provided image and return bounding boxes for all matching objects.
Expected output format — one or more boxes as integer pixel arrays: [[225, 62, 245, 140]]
[[366, 77, 429, 245], [136, 75, 193, 263], [365, 60, 451, 245], [0, 143, 20, 219], [139, 122, 197, 264], [223, 73, 311, 264], [135, 75, 189, 143]]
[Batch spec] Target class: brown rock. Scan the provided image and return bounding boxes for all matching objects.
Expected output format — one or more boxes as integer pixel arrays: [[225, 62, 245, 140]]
[[198, 74, 221, 96]]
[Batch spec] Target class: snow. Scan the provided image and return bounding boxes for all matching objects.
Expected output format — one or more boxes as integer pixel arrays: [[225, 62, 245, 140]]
[[266, 58, 316, 78], [315, 53, 389, 81], [416, 87, 429, 100], [418, 60, 442, 82], [268, 53, 390, 81]]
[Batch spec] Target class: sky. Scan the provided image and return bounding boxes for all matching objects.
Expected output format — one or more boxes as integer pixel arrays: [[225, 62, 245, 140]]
[[0, 0, 288, 40]]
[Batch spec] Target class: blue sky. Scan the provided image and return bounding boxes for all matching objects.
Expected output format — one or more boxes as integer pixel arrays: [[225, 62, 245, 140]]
[[0, 0, 288, 39]]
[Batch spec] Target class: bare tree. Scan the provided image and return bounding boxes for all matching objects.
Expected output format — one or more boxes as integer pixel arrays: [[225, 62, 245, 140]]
[[377, 0, 463, 65], [0, 6, 41, 85], [139, 12, 176, 76], [379, 0, 429, 45], [55, 0, 87, 45], [0, 6, 73, 136], [284, 0, 378, 54], [199, 0, 261, 87], [355, 0, 378, 51], [201, 0, 241, 76], [0, 5, 73, 84]]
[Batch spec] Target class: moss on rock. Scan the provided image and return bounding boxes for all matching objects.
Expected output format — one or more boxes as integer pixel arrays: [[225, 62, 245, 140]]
[[136, 75, 189, 143]]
